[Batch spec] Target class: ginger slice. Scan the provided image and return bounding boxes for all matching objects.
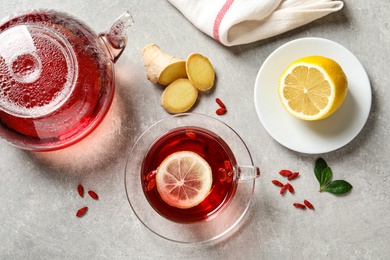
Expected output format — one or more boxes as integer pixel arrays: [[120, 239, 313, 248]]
[[161, 78, 198, 114], [159, 60, 187, 86], [141, 43, 187, 86], [186, 53, 215, 91]]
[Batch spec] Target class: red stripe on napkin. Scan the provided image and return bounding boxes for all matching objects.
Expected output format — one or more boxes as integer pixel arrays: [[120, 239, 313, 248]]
[[213, 0, 235, 42]]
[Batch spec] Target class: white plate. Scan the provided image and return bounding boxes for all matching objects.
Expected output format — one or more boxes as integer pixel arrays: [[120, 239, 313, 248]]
[[254, 37, 371, 154]]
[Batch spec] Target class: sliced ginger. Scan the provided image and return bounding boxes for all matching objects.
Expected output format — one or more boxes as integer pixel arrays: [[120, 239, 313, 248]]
[[159, 61, 187, 86], [142, 44, 216, 114], [186, 53, 215, 91], [141, 44, 187, 86], [161, 78, 198, 114]]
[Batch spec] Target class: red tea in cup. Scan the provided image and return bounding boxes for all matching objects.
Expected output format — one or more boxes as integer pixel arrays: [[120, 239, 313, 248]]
[[125, 113, 260, 243], [142, 126, 238, 223]]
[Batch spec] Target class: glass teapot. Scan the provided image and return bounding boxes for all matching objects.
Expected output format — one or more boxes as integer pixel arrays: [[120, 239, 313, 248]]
[[0, 10, 133, 151]]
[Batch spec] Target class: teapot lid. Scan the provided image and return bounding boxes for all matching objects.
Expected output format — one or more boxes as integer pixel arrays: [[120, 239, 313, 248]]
[[0, 14, 78, 118]]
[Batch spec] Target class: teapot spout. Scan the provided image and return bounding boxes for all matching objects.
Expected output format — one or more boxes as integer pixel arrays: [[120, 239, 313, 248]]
[[99, 11, 134, 63]]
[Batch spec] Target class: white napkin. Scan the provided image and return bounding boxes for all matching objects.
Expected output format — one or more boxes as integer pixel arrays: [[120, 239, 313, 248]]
[[167, 0, 344, 46]]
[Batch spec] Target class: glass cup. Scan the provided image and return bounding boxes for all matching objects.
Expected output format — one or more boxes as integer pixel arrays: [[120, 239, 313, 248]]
[[125, 113, 260, 243]]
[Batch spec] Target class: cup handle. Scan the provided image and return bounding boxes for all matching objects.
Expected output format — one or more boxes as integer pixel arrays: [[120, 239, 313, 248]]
[[237, 166, 261, 181]]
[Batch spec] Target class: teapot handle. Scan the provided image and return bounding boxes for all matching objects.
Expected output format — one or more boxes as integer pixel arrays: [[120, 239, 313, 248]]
[[99, 11, 134, 63]]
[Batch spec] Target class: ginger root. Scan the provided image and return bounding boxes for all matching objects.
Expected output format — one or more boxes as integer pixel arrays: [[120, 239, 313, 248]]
[[161, 78, 198, 114], [141, 44, 187, 86], [186, 53, 215, 91], [142, 44, 216, 114]]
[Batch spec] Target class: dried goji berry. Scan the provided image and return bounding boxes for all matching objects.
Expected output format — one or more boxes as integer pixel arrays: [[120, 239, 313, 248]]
[[280, 185, 288, 194], [286, 183, 294, 193], [147, 179, 156, 191], [304, 200, 314, 209], [226, 170, 234, 183], [224, 160, 232, 171], [279, 170, 293, 177], [215, 98, 226, 108], [216, 107, 227, 115], [218, 168, 227, 182], [271, 180, 284, 187], [185, 131, 196, 139], [288, 172, 299, 181], [146, 170, 156, 181], [293, 203, 306, 209], [76, 206, 88, 217], [77, 184, 84, 197], [88, 190, 99, 200]]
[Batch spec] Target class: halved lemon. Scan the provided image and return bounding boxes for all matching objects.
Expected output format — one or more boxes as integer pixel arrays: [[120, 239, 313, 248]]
[[278, 56, 348, 121], [156, 151, 212, 209]]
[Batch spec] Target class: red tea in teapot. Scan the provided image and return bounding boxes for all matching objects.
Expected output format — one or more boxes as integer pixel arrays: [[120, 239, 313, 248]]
[[0, 11, 116, 150]]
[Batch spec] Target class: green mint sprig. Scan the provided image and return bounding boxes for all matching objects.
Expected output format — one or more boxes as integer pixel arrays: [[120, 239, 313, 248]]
[[314, 158, 353, 195]]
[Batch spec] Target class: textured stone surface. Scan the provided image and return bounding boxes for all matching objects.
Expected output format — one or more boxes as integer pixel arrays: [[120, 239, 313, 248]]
[[1, 0, 389, 259]]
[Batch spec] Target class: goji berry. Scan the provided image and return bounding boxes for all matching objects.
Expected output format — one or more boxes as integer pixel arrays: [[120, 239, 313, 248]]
[[185, 131, 196, 139], [286, 183, 294, 193], [224, 160, 232, 171], [77, 184, 84, 197], [215, 98, 226, 108], [218, 168, 227, 182], [146, 170, 156, 181], [226, 170, 234, 183], [280, 185, 288, 194], [288, 172, 299, 181], [293, 203, 306, 209], [271, 180, 284, 187], [147, 179, 156, 191], [216, 107, 227, 115], [304, 199, 314, 209], [279, 170, 293, 177], [76, 206, 88, 217], [88, 190, 99, 200]]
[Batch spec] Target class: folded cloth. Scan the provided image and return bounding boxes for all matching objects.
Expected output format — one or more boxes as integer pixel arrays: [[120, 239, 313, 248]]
[[167, 0, 344, 46]]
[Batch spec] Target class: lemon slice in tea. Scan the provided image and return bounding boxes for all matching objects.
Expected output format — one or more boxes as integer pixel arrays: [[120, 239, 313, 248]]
[[278, 56, 348, 121], [156, 151, 212, 209]]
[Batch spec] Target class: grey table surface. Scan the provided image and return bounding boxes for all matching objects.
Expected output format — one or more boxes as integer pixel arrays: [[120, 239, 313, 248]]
[[1, 0, 389, 259]]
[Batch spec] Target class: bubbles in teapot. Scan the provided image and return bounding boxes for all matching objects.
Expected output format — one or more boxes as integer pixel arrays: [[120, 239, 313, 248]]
[[0, 10, 114, 146], [0, 27, 76, 118]]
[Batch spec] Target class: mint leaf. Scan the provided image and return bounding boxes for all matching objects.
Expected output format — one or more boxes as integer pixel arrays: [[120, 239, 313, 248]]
[[314, 158, 353, 196], [319, 167, 332, 191], [314, 158, 327, 183], [323, 180, 353, 195]]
